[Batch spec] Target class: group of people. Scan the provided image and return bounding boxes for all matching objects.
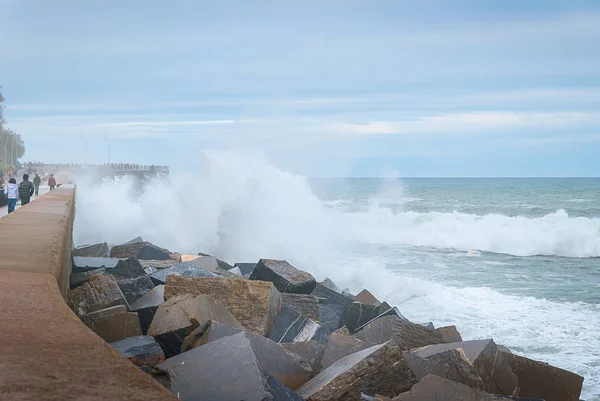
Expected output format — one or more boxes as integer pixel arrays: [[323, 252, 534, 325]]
[[3, 173, 56, 214]]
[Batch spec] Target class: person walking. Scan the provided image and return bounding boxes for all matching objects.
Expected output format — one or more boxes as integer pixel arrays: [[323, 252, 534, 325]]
[[33, 173, 41, 196], [19, 174, 34, 206], [4, 178, 19, 213], [48, 174, 56, 191]]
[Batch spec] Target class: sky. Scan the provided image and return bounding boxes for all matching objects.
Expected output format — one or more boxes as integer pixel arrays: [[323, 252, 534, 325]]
[[1, 0, 600, 177]]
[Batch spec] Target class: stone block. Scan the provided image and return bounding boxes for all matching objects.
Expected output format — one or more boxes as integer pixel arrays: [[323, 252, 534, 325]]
[[282, 293, 320, 321], [180, 254, 200, 263], [500, 350, 583, 401], [180, 320, 244, 350], [319, 278, 341, 293], [80, 305, 142, 342], [67, 274, 130, 316], [409, 339, 518, 396], [123, 236, 144, 244], [72, 242, 109, 258], [268, 306, 330, 345], [148, 293, 242, 358], [436, 325, 463, 343], [392, 374, 505, 401], [165, 276, 282, 335], [421, 322, 435, 330], [109, 257, 147, 279], [139, 259, 178, 272], [282, 341, 327, 376], [198, 252, 235, 271], [130, 285, 164, 334], [72, 256, 120, 272], [250, 259, 317, 294], [355, 289, 381, 307], [115, 275, 155, 305], [404, 348, 484, 389], [110, 241, 171, 260], [297, 342, 417, 401], [234, 262, 257, 276], [321, 329, 374, 370], [155, 332, 306, 401], [353, 314, 444, 350], [70, 267, 105, 289], [149, 261, 221, 285], [338, 302, 380, 333], [110, 335, 165, 367], [311, 283, 354, 332]]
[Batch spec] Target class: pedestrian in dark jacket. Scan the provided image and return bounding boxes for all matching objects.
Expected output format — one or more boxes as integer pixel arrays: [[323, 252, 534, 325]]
[[33, 173, 41, 196], [48, 174, 56, 191], [19, 174, 34, 206]]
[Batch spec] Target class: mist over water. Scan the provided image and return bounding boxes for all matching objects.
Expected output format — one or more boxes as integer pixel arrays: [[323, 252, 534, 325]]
[[74, 151, 600, 399]]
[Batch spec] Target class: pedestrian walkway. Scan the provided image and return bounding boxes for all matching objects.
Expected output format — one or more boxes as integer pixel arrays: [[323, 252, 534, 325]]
[[0, 185, 51, 218]]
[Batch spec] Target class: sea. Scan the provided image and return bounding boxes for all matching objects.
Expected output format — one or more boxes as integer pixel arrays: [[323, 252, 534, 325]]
[[73, 153, 600, 399]]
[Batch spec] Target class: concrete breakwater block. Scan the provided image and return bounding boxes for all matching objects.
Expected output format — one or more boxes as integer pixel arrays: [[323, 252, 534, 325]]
[[321, 328, 375, 370], [149, 261, 221, 285], [319, 278, 341, 293], [499, 350, 583, 401], [404, 348, 485, 390], [353, 314, 444, 350], [115, 275, 155, 305], [155, 332, 305, 401], [72, 256, 120, 272], [392, 374, 506, 401], [354, 289, 381, 307], [198, 252, 235, 271], [109, 257, 147, 278], [297, 341, 417, 401], [233, 262, 257, 277], [409, 339, 518, 396], [250, 259, 317, 294], [80, 305, 142, 342], [338, 302, 380, 333], [282, 341, 327, 376], [68, 274, 130, 316], [131, 285, 164, 334], [70, 267, 106, 289], [268, 306, 330, 345], [311, 282, 354, 332], [110, 335, 165, 368], [148, 294, 242, 358], [165, 275, 282, 335], [72, 242, 109, 258], [436, 325, 463, 343], [110, 241, 171, 260], [282, 293, 320, 322]]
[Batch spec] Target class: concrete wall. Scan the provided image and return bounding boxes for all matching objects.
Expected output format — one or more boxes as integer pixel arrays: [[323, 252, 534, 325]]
[[0, 187, 175, 400]]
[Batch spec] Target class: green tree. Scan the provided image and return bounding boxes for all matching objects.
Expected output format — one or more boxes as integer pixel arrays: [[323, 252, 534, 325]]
[[0, 88, 26, 169]]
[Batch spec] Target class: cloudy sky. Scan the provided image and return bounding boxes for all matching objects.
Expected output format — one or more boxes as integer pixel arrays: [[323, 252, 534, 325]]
[[1, 0, 599, 176]]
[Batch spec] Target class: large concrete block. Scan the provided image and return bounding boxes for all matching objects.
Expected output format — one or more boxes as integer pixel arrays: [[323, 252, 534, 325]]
[[338, 302, 380, 333], [410, 339, 518, 396], [353, 314, 444, 350], [149, 261, 221, 285], [282, 341, 327, 376], [404, 348, 484, 389], [250, 259, 317, 294], [233, 262, 257, 277], [436, 325, 463, 343], [148, 294, 242, 358], [500, 350, 583, 401], [282, 293, 320, 321], [67, 274, 130, 316], [115, 275, 155, 305], [110, 335, 165, 367], [311, 283, 354, 332], [70, 267, 105, 289], [72, 256, 120, 272], [355, 289, 381, 307], [392, 374, 505, 401], [155, 332, 305, 401], [131, 284, 164, 334], [110, 241, 171, 260], [80, 305, 142, 342], [109, 257, 147, 279], [321, 329, 374, 370], [268, 306, 330, 345], [297, 342, 417, 401], [165, 276, 282, 335], [72, 242, 109, 258], [319, 278, 341, 293]]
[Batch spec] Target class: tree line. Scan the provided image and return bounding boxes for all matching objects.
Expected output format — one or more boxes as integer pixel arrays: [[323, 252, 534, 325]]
[[0, 88, 26, 169]]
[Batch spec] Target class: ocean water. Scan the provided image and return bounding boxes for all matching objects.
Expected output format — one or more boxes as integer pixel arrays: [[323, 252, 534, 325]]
[[73, 152, 600, 399]]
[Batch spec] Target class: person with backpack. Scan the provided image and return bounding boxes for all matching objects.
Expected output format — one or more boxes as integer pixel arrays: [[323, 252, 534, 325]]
[[19, 174, 35, 206], [48, 174, 56, 191], [33, 173, 41, 196], [4, 178, 19, 213]]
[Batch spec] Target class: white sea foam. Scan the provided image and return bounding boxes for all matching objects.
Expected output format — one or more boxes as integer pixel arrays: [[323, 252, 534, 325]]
[[72, 150, 600, 399]]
